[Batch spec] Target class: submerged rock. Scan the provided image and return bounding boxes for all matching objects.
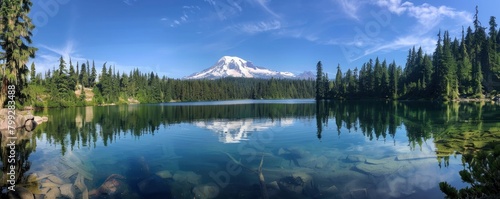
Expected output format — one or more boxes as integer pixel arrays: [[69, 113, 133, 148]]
[[89, 174, 127, 197], [59, 184, 76, 199], [278, 172, 318, 197], [155, 170, 172, 179], [192, 184, 219, 199], [173, 171, 201, 185]]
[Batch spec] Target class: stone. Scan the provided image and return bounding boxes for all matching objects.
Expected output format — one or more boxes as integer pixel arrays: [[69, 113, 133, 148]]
[[345, 155, 365, 163], [192, 184, 219, 199], [267, 181, 280, 191], [47, 174, 64, 185], [325, 185, 338, 194], [278, 172, 318, 196], [137, 174, 170, 195], [155, 170, 172, 179], [173, 171, 201, 185], [7, 187, 34, 199], [59, 184, 76, 199], [45, 187, 61, 199]]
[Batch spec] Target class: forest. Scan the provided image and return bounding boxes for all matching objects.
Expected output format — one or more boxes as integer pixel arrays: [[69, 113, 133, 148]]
[[316, 7, 500, 101], [24, 58, 315, 107]]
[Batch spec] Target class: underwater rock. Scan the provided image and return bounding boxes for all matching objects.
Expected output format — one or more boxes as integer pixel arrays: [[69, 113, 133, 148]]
[[7, 187, 34, 199], [278, 172, 318, 196], [345, 155, 366, 163], [155, 170, 172, 179], [173, 171, 201, 185], [137, 174, 170, 195], [89, 174, 127, 197], [47, 174, 64, 185], [267, 181, 280, 191], [192, 184, 219, 199], [59, 184, 76, 199], [45, 187, 61, 199]]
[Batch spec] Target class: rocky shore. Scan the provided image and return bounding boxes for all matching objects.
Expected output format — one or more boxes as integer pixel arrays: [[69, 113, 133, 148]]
[[0, 108, 48, 132]]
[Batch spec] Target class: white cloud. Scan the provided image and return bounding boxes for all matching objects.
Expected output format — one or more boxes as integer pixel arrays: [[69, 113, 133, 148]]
[[336, 0, 361, 21], [364, 35, 436, 56], [238, 20, 281, 34], [375, 0, 472, 33]]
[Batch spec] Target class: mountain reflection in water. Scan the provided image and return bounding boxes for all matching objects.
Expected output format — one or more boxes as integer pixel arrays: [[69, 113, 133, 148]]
[[1, 100, 499, 199]]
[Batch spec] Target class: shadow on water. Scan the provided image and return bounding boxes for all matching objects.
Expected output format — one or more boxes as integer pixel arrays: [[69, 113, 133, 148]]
[[1, 100, 499, 198]]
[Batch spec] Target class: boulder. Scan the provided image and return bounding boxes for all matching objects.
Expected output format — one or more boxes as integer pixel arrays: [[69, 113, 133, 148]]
[[278, 172, 318, 196], [192, 184, 219, 199], [59, 184, 76, 199], [155, 170, 172, 179], [173, 171, 201, 185]]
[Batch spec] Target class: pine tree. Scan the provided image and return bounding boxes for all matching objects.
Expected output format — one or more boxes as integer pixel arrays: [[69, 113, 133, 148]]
[[388, 60, 398, 99], [0, 0, 38, 105], [91, 61, 97, 87], [316, 61, 324, 100], [79, 63, 88, 87], [458, 27, 473, 94], [335, 64, 343, 98], [68, 59, 77, 90], [30, 62, 36, 84], [488, 16, 500, 78]]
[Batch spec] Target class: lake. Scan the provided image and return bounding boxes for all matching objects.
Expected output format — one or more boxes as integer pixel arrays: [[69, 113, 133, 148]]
[[2, 99, 500, 198]]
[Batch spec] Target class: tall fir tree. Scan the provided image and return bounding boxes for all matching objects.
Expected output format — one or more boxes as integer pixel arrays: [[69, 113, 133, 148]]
[[0, 0, 38, 105]]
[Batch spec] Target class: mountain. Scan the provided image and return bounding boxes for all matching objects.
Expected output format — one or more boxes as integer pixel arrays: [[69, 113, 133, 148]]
[[185, 56, 296, 79], [296, 71, 315, 80]]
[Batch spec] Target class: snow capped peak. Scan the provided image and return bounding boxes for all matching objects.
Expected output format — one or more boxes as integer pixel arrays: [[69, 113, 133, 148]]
[[219, 56, 247, 63], [185, 56, 296, 79]]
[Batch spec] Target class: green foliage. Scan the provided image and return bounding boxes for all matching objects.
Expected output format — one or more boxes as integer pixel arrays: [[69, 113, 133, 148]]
[[0, 0, 37, 106], [440, 145, 500, 199]]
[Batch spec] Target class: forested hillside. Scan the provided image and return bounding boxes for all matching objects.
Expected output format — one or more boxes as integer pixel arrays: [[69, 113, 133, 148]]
[[24, 58, 315, 107], [316, 7, 500, 101]]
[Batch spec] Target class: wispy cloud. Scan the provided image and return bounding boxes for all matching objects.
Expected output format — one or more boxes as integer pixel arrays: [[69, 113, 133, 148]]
[[253, 0, 280, 18], [364, 35, 436, 56], [163, 5, 201, 27], [335, 0, 361, 21], [375, 0, 472, 34], [204, 0, 243, 20], [237, 20, 281, 34], [123, 0, 138, 6]]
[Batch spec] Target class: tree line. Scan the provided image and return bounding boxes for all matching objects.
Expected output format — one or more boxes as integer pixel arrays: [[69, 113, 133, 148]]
[[24, 57, 315, 107], [316, 7, 500, 101]]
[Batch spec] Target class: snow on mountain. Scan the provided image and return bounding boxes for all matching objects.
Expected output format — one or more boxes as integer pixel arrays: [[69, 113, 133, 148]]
[[193, 118, 294, 143], [185, 56, 296, 79]]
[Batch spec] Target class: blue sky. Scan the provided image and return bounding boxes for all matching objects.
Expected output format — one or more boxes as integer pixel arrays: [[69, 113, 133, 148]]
[[29, 0, 499, 78]]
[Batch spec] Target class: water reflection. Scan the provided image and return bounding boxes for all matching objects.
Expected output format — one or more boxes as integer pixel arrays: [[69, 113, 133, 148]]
[[194, 118, 294, 143], [0, 100, 499, 198]]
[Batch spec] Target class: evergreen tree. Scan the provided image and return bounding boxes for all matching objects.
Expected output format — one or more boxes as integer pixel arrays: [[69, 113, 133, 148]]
[[458, 27, 473, 94], [79, 63, 88, 87], [68, 59, 77, 90], [335, 64, 343, 98], [388, 60, 398, 99], [0, 0, 37, 105], [30, 62, 36, 83], [316, 61, 324, 100], [90, 61, 97, 87]]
